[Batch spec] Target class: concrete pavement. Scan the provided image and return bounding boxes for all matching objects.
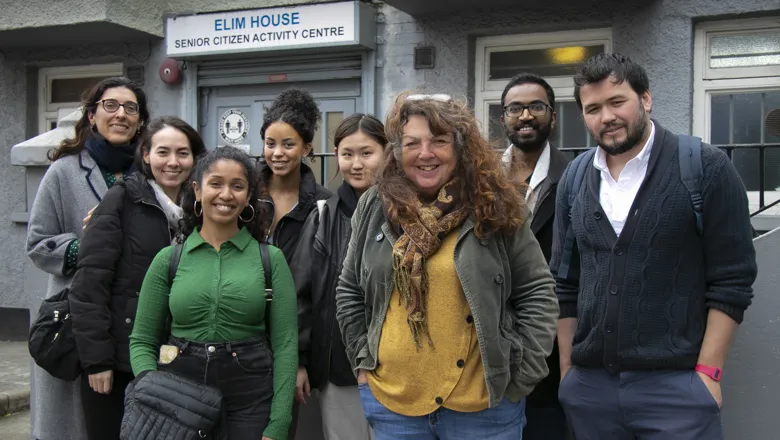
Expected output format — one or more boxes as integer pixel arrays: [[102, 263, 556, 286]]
[[0, 410, 30, 439], [0, 341, 30, 416]]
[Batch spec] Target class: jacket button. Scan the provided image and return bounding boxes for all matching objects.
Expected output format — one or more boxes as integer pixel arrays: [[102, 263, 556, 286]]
[[609, 285, 618, 295], [494, 274, 504, 285], [594, 211, 602, 220], [46, 240, 56, 250], [125, 318, 132, 324], [435, 396, 443, 405], [136, 291, 140, 296], [375, 233, 384, 241], [456, 359, 465, 368], [465, 315, 473, 324], [606, 324, 614, 333], [479, 240, 488, 246], [614, 247, 623, 256]]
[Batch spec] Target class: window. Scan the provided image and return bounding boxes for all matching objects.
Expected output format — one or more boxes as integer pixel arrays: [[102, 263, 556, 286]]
[[475, 29, 612, 149], [38, 63, 123, 134], [693, 18, 780, 211]]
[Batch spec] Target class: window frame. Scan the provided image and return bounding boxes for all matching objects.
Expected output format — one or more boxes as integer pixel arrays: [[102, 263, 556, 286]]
[[474, 28, 612, 138], [38, 63, 124, 134], [692, 18, 780, 142]]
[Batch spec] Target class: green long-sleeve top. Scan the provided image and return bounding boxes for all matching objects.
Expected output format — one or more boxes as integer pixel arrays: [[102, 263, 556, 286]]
[[129, 227, 298, 440]]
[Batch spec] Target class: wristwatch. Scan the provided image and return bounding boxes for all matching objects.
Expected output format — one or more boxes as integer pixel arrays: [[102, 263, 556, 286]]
[[695, 364, 723, 381]]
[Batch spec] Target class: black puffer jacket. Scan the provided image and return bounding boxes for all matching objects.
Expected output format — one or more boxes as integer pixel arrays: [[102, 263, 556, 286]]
[[71, 173, 173, 374], [258, 163, 332, 261], [290, 183, 358, 388]]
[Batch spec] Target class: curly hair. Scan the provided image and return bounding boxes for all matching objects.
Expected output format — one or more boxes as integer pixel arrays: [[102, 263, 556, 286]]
[[260, 88, 321, 149], [378, 92, 527, 238], [179, 146, 271, 244], [49, 77, 150, 161]]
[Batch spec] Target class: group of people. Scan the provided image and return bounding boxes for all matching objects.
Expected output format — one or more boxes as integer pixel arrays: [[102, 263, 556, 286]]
[[25, 52, 756, 440]]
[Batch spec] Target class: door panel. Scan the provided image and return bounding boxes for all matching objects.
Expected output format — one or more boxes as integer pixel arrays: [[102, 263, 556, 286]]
[[200, 85, 357, 189]]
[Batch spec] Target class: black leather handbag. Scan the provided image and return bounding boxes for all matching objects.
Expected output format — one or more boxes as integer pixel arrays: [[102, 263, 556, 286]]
[[28, 287, 81, 381], [120, 370, 223, 440]]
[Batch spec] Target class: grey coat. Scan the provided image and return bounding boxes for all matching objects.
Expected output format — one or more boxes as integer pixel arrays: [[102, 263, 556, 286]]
[[27, 150, 109, 440]]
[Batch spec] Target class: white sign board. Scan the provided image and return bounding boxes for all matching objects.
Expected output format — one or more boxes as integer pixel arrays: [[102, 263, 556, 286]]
[[166, 2, 358, 57]]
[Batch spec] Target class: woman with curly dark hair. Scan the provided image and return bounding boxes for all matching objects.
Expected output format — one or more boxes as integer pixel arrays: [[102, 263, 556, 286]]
[[335, 93, 559, 439], [129, 146, 299, 440], [259, 88, 331, 437]]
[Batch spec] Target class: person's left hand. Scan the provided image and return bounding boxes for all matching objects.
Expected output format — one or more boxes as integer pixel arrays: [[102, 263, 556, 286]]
[[262, 437, 273, 440], [696, 371, 723, 408]]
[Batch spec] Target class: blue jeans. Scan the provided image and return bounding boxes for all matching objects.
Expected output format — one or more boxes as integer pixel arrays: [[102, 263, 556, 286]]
[[359, 382, 526, 440]]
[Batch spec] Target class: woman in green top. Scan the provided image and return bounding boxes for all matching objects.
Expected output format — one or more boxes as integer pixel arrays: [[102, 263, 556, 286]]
[[129, 146, 299, 440]]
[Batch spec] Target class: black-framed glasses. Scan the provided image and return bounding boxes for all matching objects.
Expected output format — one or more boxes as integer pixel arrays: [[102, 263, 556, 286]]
[[503, 101, 552, 117], [95, 99, 140, 115]]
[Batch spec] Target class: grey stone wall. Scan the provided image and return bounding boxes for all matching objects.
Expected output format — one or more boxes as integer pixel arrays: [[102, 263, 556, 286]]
[[0, 54, 28, 310]]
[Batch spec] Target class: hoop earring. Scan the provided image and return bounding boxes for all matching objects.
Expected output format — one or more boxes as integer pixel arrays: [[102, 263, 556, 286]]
[[193, 200, 202, 217], [239, 204, 255, 222]]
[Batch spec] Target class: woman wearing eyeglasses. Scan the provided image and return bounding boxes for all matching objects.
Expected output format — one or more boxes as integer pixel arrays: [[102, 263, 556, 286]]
[[335, 93, 559, 439], [26, 77, 150, 440]]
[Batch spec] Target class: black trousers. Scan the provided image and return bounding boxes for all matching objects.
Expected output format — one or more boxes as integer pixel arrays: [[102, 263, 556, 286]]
[[161, 336, 275, 439], [80, 369, 135, 440]]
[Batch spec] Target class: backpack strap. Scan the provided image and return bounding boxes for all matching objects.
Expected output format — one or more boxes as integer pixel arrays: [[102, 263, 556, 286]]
[[168, 242, 184, 287], [558, 149, 597, 281], [678, 135, 704, 235]]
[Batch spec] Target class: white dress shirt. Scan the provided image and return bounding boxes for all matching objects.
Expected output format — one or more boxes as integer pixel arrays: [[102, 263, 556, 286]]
[[592, 122, 656, 236], [502, 142, 551, 214]]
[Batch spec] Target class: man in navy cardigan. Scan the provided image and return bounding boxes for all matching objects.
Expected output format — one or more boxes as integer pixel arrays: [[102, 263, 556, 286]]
[[551, 53, 757, 439]]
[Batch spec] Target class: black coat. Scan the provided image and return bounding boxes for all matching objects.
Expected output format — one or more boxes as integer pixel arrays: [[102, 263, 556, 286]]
[[259, 163, 332, 261], [526, 145, 570, 409], [70, 173, 173, 374], [289, 185, 357, 388]]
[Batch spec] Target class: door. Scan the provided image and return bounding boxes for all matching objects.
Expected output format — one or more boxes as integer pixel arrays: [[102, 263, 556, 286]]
[[200, 83, 357, 190]]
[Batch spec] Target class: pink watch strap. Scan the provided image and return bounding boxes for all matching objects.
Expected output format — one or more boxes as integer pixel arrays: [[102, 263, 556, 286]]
[[695, 364, 723, 381]]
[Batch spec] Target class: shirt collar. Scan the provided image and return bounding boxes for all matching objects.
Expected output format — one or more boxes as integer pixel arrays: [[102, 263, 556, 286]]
[[593, 121, 656, 172], [186, 226, 253, 253], [502, 141, 552, 189]]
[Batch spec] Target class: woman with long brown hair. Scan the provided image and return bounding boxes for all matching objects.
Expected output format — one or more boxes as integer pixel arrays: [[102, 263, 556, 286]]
[[26, 76, 150, 440], [335, 93, 559, 439]]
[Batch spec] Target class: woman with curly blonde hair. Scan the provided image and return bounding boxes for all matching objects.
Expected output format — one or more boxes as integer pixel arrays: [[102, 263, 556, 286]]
[[335, 93, 559, 439]]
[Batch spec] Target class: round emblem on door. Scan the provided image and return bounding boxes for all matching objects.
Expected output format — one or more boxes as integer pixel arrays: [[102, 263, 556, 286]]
[[219, 109, 249, 145]]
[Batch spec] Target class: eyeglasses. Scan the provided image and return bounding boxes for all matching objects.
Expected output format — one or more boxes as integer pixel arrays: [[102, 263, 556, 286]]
[[95, 99, 140, 115], [503, 101, 552, 117], [406, 94, 452, 102]]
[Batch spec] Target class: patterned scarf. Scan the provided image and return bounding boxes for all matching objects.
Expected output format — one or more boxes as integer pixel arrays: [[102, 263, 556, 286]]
[[389, 180, 469, 349]]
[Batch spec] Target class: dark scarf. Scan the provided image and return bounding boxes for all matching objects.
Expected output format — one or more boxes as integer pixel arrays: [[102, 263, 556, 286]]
[[387, 180, 469, 348], [337, 182, 359, 217], [84, 132, 138, 173]]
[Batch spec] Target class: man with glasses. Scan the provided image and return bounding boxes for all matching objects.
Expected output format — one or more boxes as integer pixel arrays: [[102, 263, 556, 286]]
[[500, 73, 570, 440]]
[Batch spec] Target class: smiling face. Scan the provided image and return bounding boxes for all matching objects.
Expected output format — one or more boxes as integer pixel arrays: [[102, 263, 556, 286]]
[[263, 121, 311, 178], [580, 75, 652, 156], [337, 130, 384, 194], [193, 159, 250, 230], [143, 126, 195, 193], [88, 86, 140, 145], [502, 83, 556, 152], [400, 115, 457, 201]]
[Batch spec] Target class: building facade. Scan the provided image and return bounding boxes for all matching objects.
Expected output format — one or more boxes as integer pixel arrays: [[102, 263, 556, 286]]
[[1, 0, 779, 438]]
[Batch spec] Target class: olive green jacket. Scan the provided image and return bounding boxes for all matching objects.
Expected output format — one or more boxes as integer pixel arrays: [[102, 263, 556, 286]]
[[335, 187, 559, 408]]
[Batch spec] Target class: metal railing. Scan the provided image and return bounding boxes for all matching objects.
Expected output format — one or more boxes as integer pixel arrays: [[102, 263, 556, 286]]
[[309, 143, 780, 218]]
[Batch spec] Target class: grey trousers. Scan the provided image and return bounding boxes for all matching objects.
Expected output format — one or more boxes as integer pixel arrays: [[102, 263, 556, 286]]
[[319, 382, 373, 440], [559, 367, 723, 440]]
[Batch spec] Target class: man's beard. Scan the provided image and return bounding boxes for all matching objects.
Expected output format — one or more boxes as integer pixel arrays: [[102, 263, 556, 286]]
[[506, 121, 552, 153], [593, 105, 650, 156]]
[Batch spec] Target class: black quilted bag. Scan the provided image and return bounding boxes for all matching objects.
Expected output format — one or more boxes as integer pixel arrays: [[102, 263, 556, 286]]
[[120, 370, 223, 440], [28, 287, 81, 381]]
